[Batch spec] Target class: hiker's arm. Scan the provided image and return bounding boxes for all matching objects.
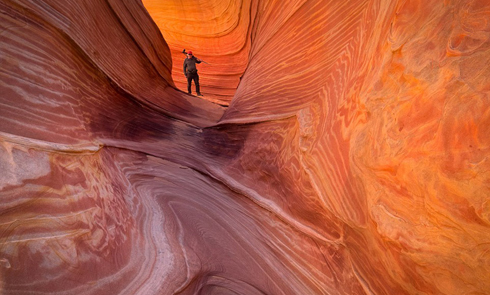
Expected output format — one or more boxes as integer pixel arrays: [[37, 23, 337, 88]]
[[183, 61, 187, 75]]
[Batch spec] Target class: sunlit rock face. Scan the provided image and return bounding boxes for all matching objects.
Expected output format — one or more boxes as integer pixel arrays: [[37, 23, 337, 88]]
[[142, 0, 252, 105], [1, 0, 490, 294]]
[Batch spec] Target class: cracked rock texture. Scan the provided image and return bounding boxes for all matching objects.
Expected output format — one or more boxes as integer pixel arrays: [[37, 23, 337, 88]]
[[1, 0, 490, 294]]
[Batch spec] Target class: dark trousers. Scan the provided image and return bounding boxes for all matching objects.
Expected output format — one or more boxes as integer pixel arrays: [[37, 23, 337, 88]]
[[186, 72, 200, 94]]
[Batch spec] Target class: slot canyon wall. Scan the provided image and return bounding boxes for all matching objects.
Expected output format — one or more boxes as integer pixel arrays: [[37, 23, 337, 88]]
[[1, 0, 489, 294]]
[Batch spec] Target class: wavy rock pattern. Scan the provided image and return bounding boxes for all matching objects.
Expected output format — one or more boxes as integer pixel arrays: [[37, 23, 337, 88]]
[[1, 0, 489, 294]]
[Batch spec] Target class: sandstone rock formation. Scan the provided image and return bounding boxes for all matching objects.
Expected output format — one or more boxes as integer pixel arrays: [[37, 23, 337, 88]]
[[1, 0, 489, 294]]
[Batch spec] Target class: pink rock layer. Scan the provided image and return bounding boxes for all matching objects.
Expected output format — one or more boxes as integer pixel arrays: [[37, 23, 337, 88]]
[[1, 0, 489, 294]]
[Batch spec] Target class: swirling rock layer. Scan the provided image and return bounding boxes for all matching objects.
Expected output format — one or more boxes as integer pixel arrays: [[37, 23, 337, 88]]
[[1, 0, 490, 294]]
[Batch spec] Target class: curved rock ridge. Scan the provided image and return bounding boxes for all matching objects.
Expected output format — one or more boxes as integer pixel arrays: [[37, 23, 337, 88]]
[[1, 0, 490, 294]]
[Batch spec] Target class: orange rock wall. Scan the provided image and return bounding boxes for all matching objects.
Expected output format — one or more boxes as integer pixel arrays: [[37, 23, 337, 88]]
[[143, 0, 253, 104], [1, 0, 490, 294]]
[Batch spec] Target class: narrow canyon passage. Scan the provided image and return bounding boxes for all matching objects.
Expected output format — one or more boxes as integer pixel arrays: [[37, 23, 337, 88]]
[[1, 0, 490, 294]]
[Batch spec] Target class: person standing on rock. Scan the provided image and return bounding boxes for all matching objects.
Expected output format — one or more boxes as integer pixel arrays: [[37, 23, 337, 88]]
[[183, 51, 203, 96]]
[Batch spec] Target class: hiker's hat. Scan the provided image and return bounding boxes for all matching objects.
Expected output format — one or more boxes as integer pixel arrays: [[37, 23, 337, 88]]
[[187, 51, 193, 55]]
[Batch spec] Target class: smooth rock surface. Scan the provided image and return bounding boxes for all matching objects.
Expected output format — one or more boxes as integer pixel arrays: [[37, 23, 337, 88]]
[[1, 0, 489, 294]]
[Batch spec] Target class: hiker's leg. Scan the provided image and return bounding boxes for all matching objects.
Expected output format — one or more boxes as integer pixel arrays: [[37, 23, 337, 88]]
[[194, 74, 201, 94], [187, 74, 193, 93]]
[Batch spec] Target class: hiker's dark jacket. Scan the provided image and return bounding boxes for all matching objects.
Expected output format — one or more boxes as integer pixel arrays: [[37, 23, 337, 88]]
[[183, 57, 201, 75]]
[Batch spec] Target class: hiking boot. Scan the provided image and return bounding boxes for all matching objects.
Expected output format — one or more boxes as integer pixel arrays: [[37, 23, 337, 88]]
[[197, 93, 203, 96]]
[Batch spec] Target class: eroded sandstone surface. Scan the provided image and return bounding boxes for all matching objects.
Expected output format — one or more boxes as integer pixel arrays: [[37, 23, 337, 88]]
[[1, 0, 489, 294]]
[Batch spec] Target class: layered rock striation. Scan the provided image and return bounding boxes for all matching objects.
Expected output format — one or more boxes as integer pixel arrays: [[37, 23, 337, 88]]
[[1, 0, 490, 294]]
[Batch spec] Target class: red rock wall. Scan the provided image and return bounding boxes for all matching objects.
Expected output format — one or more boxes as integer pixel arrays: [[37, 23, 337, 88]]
[[1, 0, 490, 294]]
